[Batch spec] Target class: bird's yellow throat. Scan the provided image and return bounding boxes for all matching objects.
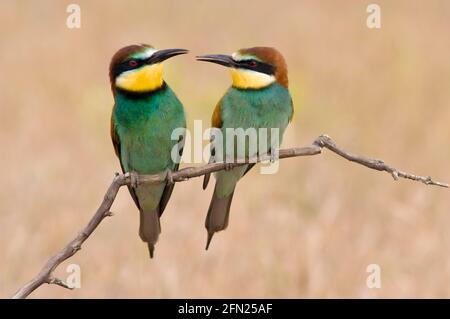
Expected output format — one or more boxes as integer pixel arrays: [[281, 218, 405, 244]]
[[116, 63, 164, 92], [230, 68, 275, 89]]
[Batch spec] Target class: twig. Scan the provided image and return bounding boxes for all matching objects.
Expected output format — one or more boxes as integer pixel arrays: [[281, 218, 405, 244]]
[[11, 135, 448, 298], [314, 135, 448, 188], [47, 277, 73, 290]]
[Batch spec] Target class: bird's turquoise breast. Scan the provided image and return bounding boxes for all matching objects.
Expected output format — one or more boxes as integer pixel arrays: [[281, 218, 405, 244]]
[[222, 83, 292, 130], [113, 85, 185, 174], [220, 82, 293, 157], [213, 83, 293, 197]]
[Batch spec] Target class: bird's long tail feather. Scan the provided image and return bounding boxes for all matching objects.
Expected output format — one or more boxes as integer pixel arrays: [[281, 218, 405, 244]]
[[205, 187, 235, 250], [139, 209, 161, 258]]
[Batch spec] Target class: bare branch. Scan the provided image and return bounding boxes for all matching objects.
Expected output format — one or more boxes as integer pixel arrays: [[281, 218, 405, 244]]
[[11, 135, 448, 298]]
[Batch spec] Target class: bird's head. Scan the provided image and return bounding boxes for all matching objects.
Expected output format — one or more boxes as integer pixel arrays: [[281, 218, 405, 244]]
[[109, 44, 188, 93], [196, 47, 288, 89]]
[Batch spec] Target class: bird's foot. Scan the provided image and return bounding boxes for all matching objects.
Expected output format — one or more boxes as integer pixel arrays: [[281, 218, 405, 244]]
[[166, 169, 174, 184], [129, 171, 139, 189], [224, 162, 234, 171]]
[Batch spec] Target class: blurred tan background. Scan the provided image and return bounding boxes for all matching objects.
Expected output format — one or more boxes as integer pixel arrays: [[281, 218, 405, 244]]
[[0, 0, 449, 298]]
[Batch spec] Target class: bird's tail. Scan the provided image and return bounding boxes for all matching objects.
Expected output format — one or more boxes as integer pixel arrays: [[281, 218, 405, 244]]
[[139, 209, 161, 258], [205, 185, 235, 250]]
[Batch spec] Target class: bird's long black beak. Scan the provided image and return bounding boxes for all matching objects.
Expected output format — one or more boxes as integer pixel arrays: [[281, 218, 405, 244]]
[[196, 54, 236, 68], [149, 48, 189, 64]]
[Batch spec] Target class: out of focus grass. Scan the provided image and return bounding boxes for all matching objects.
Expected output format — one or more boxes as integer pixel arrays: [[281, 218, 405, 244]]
[[0, 0, 449, 298]]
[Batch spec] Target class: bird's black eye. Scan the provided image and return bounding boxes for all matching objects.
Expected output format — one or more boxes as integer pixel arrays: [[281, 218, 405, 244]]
[[128, 60, 138, 67], [248, 60, 257, 67]]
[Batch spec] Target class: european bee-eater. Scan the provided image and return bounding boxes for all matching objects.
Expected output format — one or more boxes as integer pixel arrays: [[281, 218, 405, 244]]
[[109, 44, 187, 258], [197, 47, 293, 249]]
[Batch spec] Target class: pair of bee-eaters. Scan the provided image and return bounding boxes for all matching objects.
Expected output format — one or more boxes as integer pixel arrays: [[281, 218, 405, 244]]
[[110, 44, 293, 258]]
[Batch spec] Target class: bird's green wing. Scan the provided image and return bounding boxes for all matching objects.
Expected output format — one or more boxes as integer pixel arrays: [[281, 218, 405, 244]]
[[202, 138, 215, 190], [288, 95, 294, 122], [111, 110, 141, 210], [158, 133, 185, 216], [203, 99, 224, 190], [110, 110, 121, 158]]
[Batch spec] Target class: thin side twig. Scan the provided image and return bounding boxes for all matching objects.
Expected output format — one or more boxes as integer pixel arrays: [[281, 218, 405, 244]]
[[314, 135, 448, 187]]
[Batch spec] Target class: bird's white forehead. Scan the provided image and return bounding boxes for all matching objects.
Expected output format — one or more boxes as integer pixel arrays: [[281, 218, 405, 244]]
[[231, 52, 260, 62], [131, 46, 157, 60]]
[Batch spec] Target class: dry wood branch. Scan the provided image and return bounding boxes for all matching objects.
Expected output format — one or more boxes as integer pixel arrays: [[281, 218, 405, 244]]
[[11, 135, 448, 298]]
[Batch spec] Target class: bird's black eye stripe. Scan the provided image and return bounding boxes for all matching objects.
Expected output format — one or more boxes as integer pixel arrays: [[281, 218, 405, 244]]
[[239, 59, 276, 75], [113, 59, 145, 77]]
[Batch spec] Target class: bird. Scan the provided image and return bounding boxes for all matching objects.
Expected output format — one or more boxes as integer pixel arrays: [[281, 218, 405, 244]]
[[109, 44, 187, 258], [197, 47, 293, 249]]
